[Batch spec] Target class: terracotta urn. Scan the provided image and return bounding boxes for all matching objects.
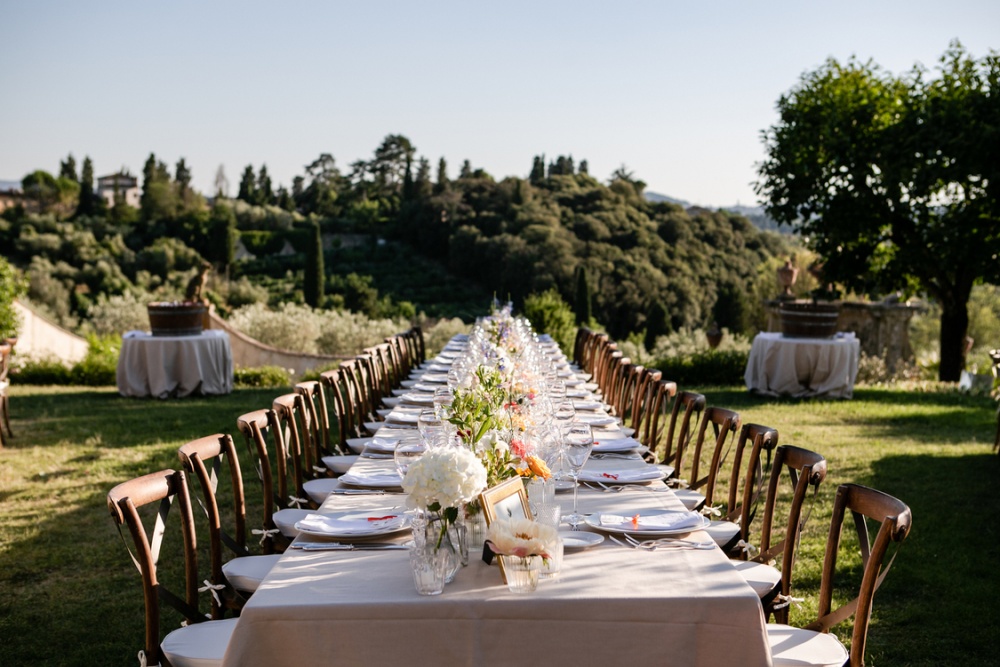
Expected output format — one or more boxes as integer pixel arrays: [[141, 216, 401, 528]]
[[706, 322, 723, 349], [776, 258, 798, 300]]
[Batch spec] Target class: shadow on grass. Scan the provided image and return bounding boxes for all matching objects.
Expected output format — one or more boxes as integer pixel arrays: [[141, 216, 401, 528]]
[[863, 452, 1000, 666], [7, 386, 286, 450]]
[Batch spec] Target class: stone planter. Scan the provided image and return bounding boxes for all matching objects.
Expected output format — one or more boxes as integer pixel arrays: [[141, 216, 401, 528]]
[[779, 301, 840, 338]]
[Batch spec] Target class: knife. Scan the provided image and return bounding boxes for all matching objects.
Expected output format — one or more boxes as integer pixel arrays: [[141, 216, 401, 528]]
[[293, 542, 410, 551]]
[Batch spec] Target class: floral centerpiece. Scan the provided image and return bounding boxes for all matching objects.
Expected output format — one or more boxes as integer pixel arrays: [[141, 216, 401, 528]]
[[486, 518, 560, 593], [402, 446, 488, 548]]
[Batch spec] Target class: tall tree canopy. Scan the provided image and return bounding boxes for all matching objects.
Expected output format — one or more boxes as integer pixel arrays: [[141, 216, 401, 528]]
[[755, 42, 1000, 381]]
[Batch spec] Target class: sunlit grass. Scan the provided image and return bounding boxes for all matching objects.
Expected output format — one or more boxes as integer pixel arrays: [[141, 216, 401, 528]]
[[0, 384, 996, 665]]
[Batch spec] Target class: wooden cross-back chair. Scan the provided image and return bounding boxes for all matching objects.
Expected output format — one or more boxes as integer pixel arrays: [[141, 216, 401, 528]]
[[236, 408, 309, 553], [602, 355, 631, 415], [572, 327, 593, 369], [107, 469, 236, 667], [408, 325, 426, 366], [766, 483, 911, 667], [668, 406, 741, 516], [339, 357, 380, 433], [362, 344, 395, 407], [273, 393, 341, 505], [581, 332, 610, 380], [320, 367, 372, 453], [383, 335, 411, 387], [294, 380, 334, 457], [593, 346, 621, 396], [638, 378, 678, 462], [0, 343, 12, 448], [650, 390, 705, 474], [738, 443, 828, 623], [178, 434, 280, 604], [622, 366, 662, 439]]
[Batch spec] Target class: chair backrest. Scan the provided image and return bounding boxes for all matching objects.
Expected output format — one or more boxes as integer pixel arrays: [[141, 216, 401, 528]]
[[236, 408, 289, 554], [572, 327, 592, 367], [752, 444, 827, 623], [658, 390, 705, 469], [272, 393, 317, 503], [177, 434, 249, 614], [624, 366, 662, 435], [638, 378, 678, 458], [685, 406, 742, 505], [107, 469, 205, 664], [295, 380, 335, 457], [409, 325, 426, 365], [340, 357, 378, 427], [807, 484, 911, 666], [320, 368, 357, 445], [727, 423, 781, 531]]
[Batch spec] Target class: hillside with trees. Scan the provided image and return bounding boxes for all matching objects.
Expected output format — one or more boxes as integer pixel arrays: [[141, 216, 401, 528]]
[[1, 140, 794, 347]]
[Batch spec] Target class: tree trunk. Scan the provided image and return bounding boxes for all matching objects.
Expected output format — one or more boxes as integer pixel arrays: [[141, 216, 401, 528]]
[[938, 296, 970, 382]]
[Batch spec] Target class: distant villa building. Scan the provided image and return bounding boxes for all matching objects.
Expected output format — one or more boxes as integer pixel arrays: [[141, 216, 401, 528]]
[[96, 171, 140, 208]]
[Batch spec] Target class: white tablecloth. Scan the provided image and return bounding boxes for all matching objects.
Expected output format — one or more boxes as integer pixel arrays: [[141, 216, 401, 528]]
[[745, 331, 860, 398], [116, 330, 233, 398], [222, 455, 771, 667]]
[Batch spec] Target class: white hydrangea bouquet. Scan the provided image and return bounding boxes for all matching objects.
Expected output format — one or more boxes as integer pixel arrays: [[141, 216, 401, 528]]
[[402, 446, 488, 548]]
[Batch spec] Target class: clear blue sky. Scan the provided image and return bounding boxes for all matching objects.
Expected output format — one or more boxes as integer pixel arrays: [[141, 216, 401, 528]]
[[2, 1, 997, 208]]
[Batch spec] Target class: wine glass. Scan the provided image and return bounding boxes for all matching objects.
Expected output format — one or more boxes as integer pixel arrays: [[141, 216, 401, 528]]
[[562, 422, 594, 530], [417, 410, 445, 448], [394, 440, 425, 479]]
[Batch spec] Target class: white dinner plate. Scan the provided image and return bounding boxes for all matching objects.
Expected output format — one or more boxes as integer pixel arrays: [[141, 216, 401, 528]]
[[585, 511, 710, 536], [294, 511, 411, 539], [559, 530, 605, 550], [577, 467, 667, 484], [552, 479, 576, 492]]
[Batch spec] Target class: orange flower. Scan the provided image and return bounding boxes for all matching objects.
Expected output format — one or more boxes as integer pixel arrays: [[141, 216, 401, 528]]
[[526, 455, 551, 480]]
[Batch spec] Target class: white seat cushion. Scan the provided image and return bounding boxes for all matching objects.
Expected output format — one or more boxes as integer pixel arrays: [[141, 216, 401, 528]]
[[222, 554, 281, 593], [703, 519, 740, 548], [673, 488, 705, 510], [655, 463, 675, 478], [322, 454, 359, 475], [161, 617, 238, 667], [345, 436, 374, 454], [273, 507, 311, 538], [767, 624, 849, 667], [304, 477, 342, 504], [732, 560, 782, 598], [381, 397, 401, 407]]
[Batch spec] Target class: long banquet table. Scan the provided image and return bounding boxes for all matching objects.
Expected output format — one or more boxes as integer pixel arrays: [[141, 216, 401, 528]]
[[221, 461, 772, 666]]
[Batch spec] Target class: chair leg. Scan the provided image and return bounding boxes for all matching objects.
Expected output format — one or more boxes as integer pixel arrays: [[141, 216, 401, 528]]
[[1, 394, 10, 438]]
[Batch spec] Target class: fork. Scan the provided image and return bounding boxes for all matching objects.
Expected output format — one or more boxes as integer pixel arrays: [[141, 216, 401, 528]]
[[583, 480, 625, 493], [623, 533, 714, 550]]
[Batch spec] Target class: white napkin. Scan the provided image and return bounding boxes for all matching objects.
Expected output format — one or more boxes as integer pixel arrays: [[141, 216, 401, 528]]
[[600, 511, 703, 531], [579, 467, 662, 483], [365, 436, 400, 452], [566, 388, 590, 398], [339, 470, 404, 487], [412, 382, 441, 392], [573, 400, 604, 411], [592, 437, 642, 453], [401, 393, 434, 406], [576, 414, 618, 427], [296, 512, 406, 535], [386, 412, 419, 425]]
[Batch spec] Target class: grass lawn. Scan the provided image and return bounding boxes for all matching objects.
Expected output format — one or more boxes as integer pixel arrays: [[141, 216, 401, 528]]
[[0, 383, 997, 666]]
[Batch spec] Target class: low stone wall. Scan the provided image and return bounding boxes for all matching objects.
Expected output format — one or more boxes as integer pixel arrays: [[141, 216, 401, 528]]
[[764, 300, 924, 372], [206, 310, 349, 380], [11, 300, 89, 364]]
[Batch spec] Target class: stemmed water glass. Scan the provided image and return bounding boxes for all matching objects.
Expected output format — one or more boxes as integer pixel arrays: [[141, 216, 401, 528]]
[[562, 422, 594, 530], [394, 439, 425, 479]]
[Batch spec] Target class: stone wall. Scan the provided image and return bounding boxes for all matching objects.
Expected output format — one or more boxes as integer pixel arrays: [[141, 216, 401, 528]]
[[11, 300, 89, 364], [206, 309, 349, 380], [765, 300, 924, 372]]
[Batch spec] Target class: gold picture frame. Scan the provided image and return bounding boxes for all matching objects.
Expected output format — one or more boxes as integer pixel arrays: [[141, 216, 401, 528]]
[[478, 476, 533, 583]]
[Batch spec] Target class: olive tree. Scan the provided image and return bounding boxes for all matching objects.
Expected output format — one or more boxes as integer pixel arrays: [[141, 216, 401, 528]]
[[756, 42, 999, 381]]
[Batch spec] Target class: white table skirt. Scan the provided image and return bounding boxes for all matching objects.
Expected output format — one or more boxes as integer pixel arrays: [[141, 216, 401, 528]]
[[745, 331, 860, 398], [116, 330, 233, 398], [222, 456, 771, 667]]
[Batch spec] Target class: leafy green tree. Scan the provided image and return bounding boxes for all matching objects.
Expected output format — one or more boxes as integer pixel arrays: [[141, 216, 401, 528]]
[[175, 158, 192, 201], [414, 158, 433, 199], [76, 156, 98, 217], [578, 160, 589, 175], [0, 256, 27, 339], [237, 164, 256, 203], [459, 160, 472, 179], [257, 164, 274, 205], [209, 201, 238, 271], [303, 219, 324, 307], [573, 264, 592, 325], [755, 42, 1000, 380], [22, 170, 59, 213], [644, 300, 670, 351], [140, 153, 177, 221], [435, 157, 449, 193], [712, 280, 750, 334], [301, 153, 341, 216], [523, 288, 576, 354], [529, 156, 546, 185], [59, 154, 78, 182]]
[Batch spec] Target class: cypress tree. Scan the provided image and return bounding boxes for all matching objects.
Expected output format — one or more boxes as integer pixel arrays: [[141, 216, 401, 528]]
[[529, 156, 546, 185], [644, 300, 670, 352], [574, 265, 592, 325], [237, 164, 255, 203], [59, 154, 78, 182], [303, 219, 325, 307], [76, 156, 96, 217]]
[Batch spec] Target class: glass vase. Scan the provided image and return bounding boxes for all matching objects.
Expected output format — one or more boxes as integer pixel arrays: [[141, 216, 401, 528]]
[[464, 502, 488, 556], [409, 515, 451, 596], [500, 555, 542, 594]]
